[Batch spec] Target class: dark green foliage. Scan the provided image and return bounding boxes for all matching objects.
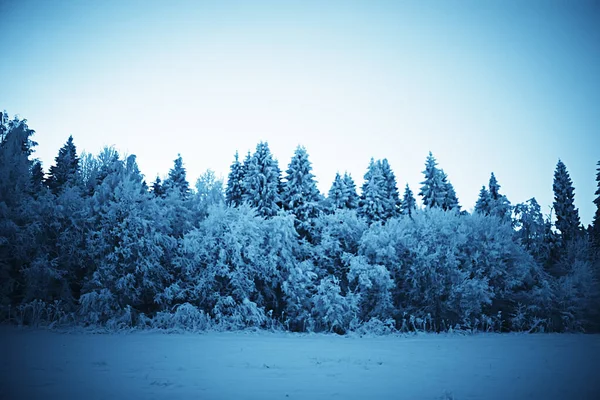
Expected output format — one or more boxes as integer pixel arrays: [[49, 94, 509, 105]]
[[226, 151, 245, 207]]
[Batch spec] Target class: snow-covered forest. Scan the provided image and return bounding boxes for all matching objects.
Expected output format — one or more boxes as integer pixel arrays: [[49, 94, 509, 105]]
[[1, 111, 599, 334]]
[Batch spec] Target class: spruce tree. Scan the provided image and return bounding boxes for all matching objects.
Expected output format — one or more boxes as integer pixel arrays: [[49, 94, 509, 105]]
[[440, 169, 460, 211], [400, 184, 416, 217], [242, 141, 281, 217], [593, 160, 600, 247], [163, 154, 190, 198], [486, 173, 511, 220], [46, 135, 80, 194], [553, 159, 581, 241], [474, 186, 491, 215], [380, 159, 400, 219], [151, 176, 164, 198], [226, 151, 245, 207], [30, 160, 45, 192], [282, 146, 322, 235], [328, 172, 347, 210], [342, 172, 359, 209], [359, 158, 386, 223], [419, 152, 446, 209]]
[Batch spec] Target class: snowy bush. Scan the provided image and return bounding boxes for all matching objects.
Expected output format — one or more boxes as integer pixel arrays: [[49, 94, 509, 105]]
[[152, 303, 212, 332], [351, 317, 397, 335], [212, 296, 268, 330], [311, 276, 359, 334], [79, 289, 120, 325]]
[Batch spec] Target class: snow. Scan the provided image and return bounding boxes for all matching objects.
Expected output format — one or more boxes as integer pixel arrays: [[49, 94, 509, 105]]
[[2, 327, 599, 400]]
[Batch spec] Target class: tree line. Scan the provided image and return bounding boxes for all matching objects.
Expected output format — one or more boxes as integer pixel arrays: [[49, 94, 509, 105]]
[[1, 111, 599, 333]]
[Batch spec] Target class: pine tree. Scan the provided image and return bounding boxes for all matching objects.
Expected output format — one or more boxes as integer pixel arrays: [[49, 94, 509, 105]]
[[380, 159, 400, 219], [46, 135, 80, 194], [359, 158, 387, 223], [553, 160, 581, 241], [474, 186, 491, 215], [151, 176, 165, 198], [163, 154, 190, 198], [242, 142, 281, 218], [400, 184, 416, 217], [30, 160, 45, 192], [226, 151, 245, 207], [342, 172, 359, 209], [593, 160, 600, 247], [419, 152, 446, 209], [440, 169, 460, 211], [486, 173, 511, 220], [328, 172, 347, 210], [282, 146, 322, 235]]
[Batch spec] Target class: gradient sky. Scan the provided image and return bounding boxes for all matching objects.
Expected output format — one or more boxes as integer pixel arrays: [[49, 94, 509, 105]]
[[1, 0, 599, 224]]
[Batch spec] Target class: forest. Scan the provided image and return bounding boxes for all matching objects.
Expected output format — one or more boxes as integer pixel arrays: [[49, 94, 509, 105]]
[[1, 111, 599, 334]]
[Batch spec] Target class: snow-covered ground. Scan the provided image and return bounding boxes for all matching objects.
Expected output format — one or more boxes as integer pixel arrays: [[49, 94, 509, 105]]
[[2, 327, 599, 400]]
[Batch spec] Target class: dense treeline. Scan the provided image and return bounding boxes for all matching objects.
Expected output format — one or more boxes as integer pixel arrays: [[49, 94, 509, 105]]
[[1, 112, 599, 333]]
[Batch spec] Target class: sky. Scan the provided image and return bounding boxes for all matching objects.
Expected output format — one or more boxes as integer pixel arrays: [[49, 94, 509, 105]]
[[1, 0, 599, 224]]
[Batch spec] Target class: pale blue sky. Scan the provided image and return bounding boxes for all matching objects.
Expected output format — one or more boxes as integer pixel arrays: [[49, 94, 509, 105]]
[[1, 0, 599, 224]]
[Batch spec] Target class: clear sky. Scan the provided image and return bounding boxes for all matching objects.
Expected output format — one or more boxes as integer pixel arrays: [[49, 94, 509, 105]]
[[1, 0, 599, 224]]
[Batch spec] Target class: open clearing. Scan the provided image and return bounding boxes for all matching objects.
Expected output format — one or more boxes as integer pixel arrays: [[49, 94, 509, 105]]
[[1, 327, 599, 400]]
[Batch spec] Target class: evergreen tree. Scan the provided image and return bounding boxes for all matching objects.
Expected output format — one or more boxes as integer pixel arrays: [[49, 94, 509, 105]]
[[30, 160, 45, 192], [484, 173, 511, 220], [46, 135, 80, 194], [282, 146, 322, 237], [419, 152, 446, 209], [400, 184, 416, 217], [474, 186, 491, 215], [163, 154, 190, 198], [226, 151, 245, 207], [327, 172, 347, 210], [592, 160, 600, 248], [359, 158, 387, 223], [242, 142, 281, 217], [151, 176, 165, 198], [553, 160, 581, 241], [380, 159, 400, 219], [342, 172, 359, 209], [440, 169, 460, 211]]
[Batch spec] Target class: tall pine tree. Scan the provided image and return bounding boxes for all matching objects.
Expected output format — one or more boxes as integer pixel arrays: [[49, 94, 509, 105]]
[[380, 159, 400, 219], [282, 146, 322, 236], [419, 152, 446, 209], [242, 142, 281, 218], [359, 158, 386, 223], [226, 151, 245, 207], [440, 169, 460, 211], [342, 172, 359, 209], [400, 184, 416, 217], [328, 172, 347, 210], [46, 135, 80, 194], [474, 186, 491, 215], [593, 160, 600, 248], [553, 160, 581, 241], [163, 154, 190, 198]]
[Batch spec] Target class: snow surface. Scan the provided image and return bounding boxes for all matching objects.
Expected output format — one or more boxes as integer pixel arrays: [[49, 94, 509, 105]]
[[2, 327, 599, 400]]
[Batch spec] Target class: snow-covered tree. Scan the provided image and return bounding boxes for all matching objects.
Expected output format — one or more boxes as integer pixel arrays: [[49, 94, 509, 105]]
[[513, 198, 550, 262], [343, 172, 359, 209], [439, 170, 460, 211], [163, 154, 190, 198], [46, 135, 80, 194], [359, 158, 387, 223], [593, 160, 600, 248], [488, 173, 511, 221], [419, 152, 446, 209], [225, 151, 245, 207], [327, 172, 347, 211], [311, 275, 358, 334], [151, 176, 165, 198], [282, 145, 322, 236], [553, 160, 581, 241], [380, 159, 400, 219], [474, 186, 491, 215], [242, 142, 282, 218], [400, 184, 416, 217]]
